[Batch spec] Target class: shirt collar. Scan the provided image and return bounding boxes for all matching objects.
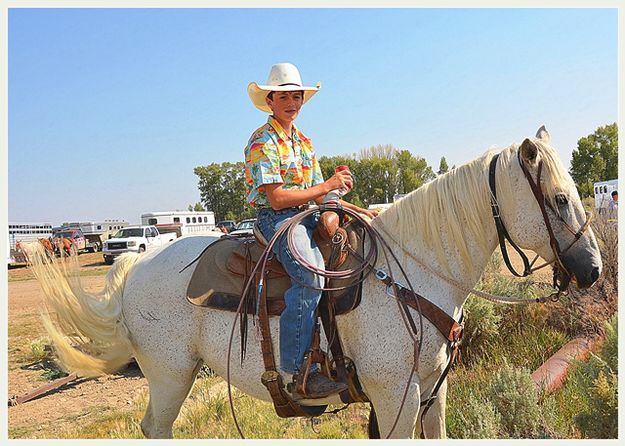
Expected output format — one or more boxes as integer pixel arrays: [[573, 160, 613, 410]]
[[268, 115, 299, 143]]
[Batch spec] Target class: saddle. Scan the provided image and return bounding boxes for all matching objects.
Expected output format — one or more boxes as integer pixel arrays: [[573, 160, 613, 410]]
[[186, 212, 364, 316], [186, 209, 370, 417]]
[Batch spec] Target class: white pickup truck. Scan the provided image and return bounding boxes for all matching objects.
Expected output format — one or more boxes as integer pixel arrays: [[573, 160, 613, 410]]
[[102, 225, 177, 265]]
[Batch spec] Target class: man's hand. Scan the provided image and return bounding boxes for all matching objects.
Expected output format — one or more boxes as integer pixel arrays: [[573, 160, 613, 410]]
[[357, 207, 379, 220], [326, 169, 353, 191]]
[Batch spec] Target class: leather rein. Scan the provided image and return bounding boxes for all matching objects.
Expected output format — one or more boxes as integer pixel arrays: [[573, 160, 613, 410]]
[[488, 150, 593, 294]]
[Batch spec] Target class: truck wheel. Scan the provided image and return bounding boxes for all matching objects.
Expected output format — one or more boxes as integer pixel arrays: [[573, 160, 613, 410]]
[[91, 243, 101, 253], [104, 256, 114, 265], [138, 246, 145, 253]]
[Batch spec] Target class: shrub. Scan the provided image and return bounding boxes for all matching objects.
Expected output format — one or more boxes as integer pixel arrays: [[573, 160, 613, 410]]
[[459, 296, 501, 365], [486, 359, 542, 438], [447, 391, 501, 438], [27, 337, 52, 362], [591, 215, 618, 289], [572, 315, 618, 439]]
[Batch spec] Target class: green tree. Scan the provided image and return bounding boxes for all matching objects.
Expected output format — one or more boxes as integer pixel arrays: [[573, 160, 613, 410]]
[[569, 123, 618, 197], [187, 202, 205, 212], [193, 162, 254, 221], [318, 145, 435, 207], [438, 156, 449, 175], [396, 149, 435, 194]]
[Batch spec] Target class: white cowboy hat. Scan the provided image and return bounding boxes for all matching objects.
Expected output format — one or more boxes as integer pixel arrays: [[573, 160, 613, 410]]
[[247, 62, 321, 113]]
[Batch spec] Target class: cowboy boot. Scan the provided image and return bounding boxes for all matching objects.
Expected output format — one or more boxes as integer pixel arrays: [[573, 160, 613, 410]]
[[288, 370, 348, 399]]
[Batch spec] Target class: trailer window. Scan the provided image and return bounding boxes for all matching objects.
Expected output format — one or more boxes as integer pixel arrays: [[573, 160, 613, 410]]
[[174, 217, 180, 223], [148, 218, 157, 225], [186, 217, 191, 223]]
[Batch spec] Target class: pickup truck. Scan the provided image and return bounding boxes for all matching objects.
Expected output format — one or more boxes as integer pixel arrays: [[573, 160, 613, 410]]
[[102, 225, 177, 265], [53, 228, 101, 255]]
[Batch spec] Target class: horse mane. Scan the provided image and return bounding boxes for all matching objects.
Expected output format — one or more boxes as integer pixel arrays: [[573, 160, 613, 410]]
[[376, 138, 573, 276]]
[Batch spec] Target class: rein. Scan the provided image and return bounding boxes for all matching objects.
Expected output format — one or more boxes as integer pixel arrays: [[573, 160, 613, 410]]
[[374, 146, 593, 305], [489, 150, 592, 292]]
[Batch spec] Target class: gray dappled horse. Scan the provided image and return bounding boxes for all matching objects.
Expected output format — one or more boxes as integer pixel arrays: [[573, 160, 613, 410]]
[[28, 127, 601, 438]]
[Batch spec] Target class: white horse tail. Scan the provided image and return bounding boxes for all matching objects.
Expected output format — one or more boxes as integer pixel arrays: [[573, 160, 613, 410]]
[[26, 242, 140, 377]]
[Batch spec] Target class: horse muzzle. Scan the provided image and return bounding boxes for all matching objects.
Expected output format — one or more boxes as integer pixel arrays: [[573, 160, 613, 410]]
[[560, 252, 602, 289]]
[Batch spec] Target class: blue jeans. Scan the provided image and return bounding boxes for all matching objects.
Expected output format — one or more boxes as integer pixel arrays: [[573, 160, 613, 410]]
[[256, 207, 325, 375]]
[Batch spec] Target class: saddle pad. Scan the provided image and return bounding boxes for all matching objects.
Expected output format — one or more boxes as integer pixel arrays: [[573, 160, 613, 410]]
[[186, 222, 365, 316]]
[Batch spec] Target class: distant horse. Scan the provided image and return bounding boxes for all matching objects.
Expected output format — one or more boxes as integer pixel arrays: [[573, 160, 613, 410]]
[[38, 238, 55, 259], [53, 237, 74, 257], [26, 127, 601, 439]]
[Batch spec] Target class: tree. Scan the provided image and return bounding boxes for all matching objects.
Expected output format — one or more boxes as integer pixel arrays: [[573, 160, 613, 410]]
[[187, 202, 205, 212], [438, 157, 449, 175], [570, 123, 618, 197], [396, 149, 435, 194], [193, 162, 254, 221], [318, 145, 435, 207]]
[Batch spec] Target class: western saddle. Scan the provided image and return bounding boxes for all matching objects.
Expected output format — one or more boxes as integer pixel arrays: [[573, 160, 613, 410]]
[[186, 210, 370, 417]]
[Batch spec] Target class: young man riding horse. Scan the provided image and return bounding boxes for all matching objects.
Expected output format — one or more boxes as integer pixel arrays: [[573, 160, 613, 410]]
[[244, 63, 377, 399]]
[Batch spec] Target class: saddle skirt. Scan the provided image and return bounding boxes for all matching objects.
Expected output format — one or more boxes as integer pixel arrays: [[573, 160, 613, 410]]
[[186, 219, 365, 316]]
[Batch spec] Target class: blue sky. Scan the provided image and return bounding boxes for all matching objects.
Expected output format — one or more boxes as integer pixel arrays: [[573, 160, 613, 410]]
[[8, 8, 617, 224]]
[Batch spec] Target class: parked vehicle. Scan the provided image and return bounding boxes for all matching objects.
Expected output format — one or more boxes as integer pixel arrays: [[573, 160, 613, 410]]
[[141, 211, 217, 236], [52, 228, 100, 255], [216, 220, 237, 233], [8, 222, 53, 265], [229, 218, 256, 236], [593, 179, 618, 214], [102, 225, 178, 265], [60, 220, 129, 250]]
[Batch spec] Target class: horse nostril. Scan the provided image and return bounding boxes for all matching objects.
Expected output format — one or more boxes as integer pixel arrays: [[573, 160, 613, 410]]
[[590, 267, 600, 283]]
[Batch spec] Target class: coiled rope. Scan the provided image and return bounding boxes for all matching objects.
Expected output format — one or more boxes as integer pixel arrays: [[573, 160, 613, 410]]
[[225, 204, 426, 439]]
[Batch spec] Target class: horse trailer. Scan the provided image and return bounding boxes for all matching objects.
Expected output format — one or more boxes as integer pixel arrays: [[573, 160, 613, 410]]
[[593, 179, 618, 214], [141, 211, 219, 237], [8, 222, 53, 265]]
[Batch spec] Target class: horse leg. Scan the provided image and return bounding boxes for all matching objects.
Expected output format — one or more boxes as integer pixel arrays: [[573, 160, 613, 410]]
[[138, 359, 203, 438], [363, 379, 421, 438], [415, 379, 447, 439], [367, 404, 380, 439]]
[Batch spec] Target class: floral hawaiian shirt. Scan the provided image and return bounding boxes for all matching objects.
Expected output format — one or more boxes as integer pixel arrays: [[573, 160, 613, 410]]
[[244, 116, 324, 208]]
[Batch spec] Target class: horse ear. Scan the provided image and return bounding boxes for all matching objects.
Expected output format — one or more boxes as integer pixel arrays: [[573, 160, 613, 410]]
[[536, 125, 550, 143], [520, 138, 538, 164]]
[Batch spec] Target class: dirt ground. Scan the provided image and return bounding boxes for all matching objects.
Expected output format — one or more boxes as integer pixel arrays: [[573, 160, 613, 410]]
[[7, 252, 149, 439]]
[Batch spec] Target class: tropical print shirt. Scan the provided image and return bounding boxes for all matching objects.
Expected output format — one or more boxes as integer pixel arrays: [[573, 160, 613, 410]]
[[244, 116, 324, 208]]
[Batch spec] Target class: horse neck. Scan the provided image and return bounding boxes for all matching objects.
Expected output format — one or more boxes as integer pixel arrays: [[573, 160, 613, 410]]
[[374, 158, 499, 311]]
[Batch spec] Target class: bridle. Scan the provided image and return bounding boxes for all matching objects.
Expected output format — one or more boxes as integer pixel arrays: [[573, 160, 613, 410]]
[[488, 147, 593, 293]]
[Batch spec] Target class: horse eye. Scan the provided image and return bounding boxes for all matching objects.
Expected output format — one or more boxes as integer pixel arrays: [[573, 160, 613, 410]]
[[555, 194, 568, 206]]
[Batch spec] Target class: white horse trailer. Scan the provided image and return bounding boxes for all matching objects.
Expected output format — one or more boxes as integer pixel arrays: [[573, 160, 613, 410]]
[[8, 222, 53, 264], [593, 179, 618, 214], [61, 220, 129, 237], [8, 222, 53, 249], [141, 211, 219, 237]]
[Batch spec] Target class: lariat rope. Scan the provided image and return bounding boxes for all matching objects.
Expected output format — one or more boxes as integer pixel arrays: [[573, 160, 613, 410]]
[[225, 204, 425, 439]]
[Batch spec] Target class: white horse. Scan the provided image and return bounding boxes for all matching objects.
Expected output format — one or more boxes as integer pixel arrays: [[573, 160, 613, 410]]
[[27, 127, 602, 439]]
